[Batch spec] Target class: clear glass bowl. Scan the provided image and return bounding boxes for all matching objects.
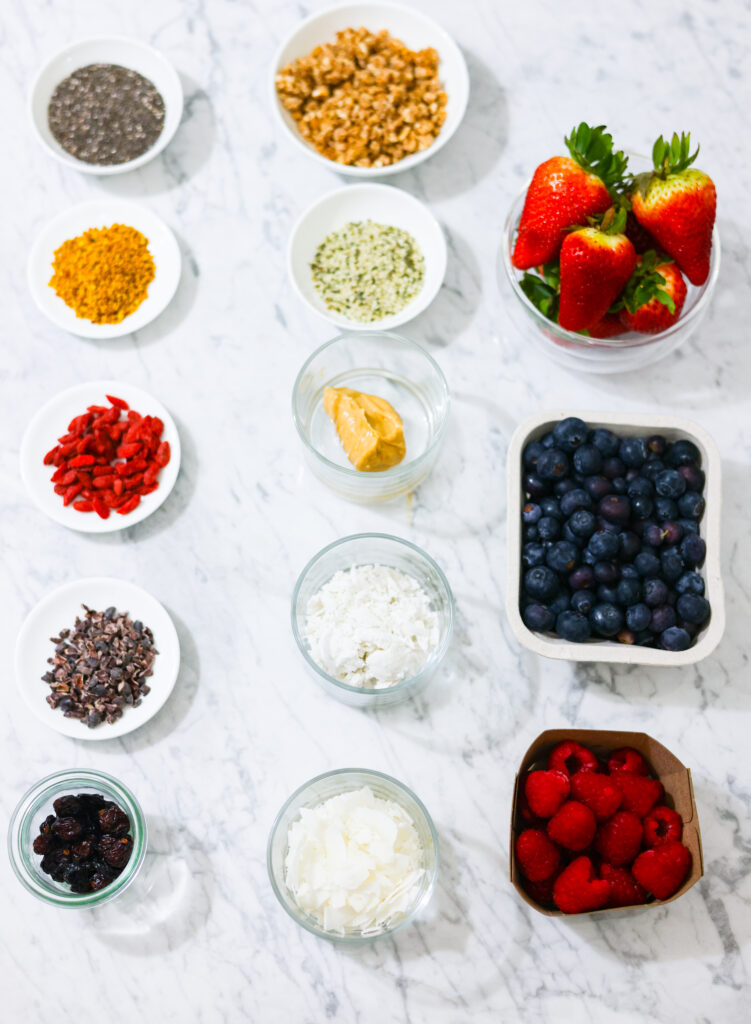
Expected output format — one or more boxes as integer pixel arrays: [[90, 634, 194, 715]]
[[8, 768, 147, 907], [291, 533, 454, 708], [267, 768, 439, 944], [498, 185, 721, 375], [292, 332, 449, 503]]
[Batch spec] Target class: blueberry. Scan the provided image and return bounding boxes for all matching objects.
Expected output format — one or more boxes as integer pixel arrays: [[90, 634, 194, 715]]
[[561, 521, 586, 547], [538, 516, 561, 542], [616, 578, 642, 606], [612, 477, 628, 495], [537, 448, 570, 481], [581, 548, 597, 566], [523, 441, 545, 469], [571, 590, 595, 616], [620, 564, 640, 580], [678, 492, 705, 520], [573, 444, 603, 476], [587, 530, 620, 559], [556, 610, 592, 642], [660, 626, 692, 651], [597, 584, 619, 604], [523, 473, 549, 500], [642, 458, 666, 482], [541, 432, 556, 449], [591, 428, 620, 457], [655, 496, 679, 522], [625, 467, 640, 483], [590, 602, 624, 637], [666, 439, 701, 468], [524, 566, 559, 601], [596, 517, 623, 537], [626, 603, 652, 631], [650, 605, 677, 632], [524, 525, 539, 542], [661, 547, 685, 582], [569, 566, 595, 591], [584, 475, 613, 501], [647, 435, 667, 456], [523, 502, 543, 525], [540, 496, 564, 520], [568, 509, 597, 538], [599, 494, 632, 525], [679, 464, 705, 492], [522, 543, 546, 569], [620, 436, 648, 468], [676, 594, 711, 624], [655, 469, 686, 499], [635, 551, 661, 577], [549, 589, 571, 615], [643, 578, 669, 607], [602, 457, 626, 480], [678, 518, 700, 536], [679, 620, 701, 639], [560, 488, 592, 517], [554, 478, 578, 497], [680, 534, 706, 567], [643, 523, 663, 547], [676, 571, 705, 596], [619, 532, 641, 560], [594, 561, 619, 585], [627, 477, 654, 498], [522, 603, 555, 631], [631, 494, 654, 519], [546, 541, 580, 573], [661, 521, 683, 545], [553, 417, 589, 453]]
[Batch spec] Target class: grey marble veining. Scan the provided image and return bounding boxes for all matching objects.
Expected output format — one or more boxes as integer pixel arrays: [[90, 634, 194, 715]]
[[1, 0, 750, 1021]]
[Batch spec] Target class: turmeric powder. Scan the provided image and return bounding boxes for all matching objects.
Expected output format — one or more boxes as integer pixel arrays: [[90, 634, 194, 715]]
[[49, 223, 155, 324]]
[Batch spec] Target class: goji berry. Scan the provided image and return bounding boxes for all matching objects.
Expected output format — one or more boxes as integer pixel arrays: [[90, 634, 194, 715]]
[[51, 465, 68, 483], [92, 498, 110, 519], [106, 394, 129, 410], [113, 478, 124, 496], [140, 482, 159, 495], [93, 465, 113, 477], [155, 441, 171, 467], [116, 495, 141, 515], [53, 483, 66, 495], [61, 470, 78, 485], [117, 443, 141, 458], [43, 448, 57, 465], [72, 500, 93, 512], [63, 484, 82, 506], [70, 454, 95, 467], [93, 475, 116, 489], [143, 465, 159, 486]]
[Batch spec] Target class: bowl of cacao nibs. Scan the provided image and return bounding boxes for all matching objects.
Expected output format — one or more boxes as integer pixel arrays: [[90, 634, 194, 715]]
[[15, 577, 180, 739], [8, 769, 147, 907], [506, 411, 725, 666]]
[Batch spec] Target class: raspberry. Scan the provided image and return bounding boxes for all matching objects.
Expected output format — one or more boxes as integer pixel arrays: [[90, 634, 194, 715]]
[[547, 800, 596, 851], [515, 829, 561, 882], [608, 747, 649, 775], [570, 772, 622, 822], [600, 863, 648, 908], [643, 805, 682, 848], [547, 740, 599, 777], [612, 772, 663, 818], [632, 841, 691, 901], [595, 811, 643, 867], [553, 856, 610, 914], [524, 769, 571, 818]]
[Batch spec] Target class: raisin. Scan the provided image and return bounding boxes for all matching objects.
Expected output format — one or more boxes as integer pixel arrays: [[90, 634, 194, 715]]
[[53, 817, 83, 840], [99, 834, 133, 869], [98, 806, 131, 837], [53, 795, 81, 818]]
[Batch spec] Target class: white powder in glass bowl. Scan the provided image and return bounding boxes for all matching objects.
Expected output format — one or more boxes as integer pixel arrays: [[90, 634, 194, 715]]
[[304, 564, 439, 688]]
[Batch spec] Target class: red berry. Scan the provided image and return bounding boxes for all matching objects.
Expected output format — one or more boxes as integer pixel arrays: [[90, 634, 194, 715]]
[[547, 800, 597, 851], [607, 747, 649, 775], [515, 829, 561, 882], [643, 805, 682, 847], [595, 810, 643, 867], [547, 740, 599, 778], [524, 769, 571, 819], [553, 856, 610, 914], [600, 863, 648, 908], [522, 874, 557, 907], [632, 841, 691, 901], [570, 772, 622, 823], [612, 772, 663, 818]]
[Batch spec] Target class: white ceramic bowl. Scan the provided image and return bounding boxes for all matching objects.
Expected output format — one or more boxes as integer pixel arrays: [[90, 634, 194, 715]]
[[288, 184, 446, 330], [506, 410, 725, 665], [270, 2, 469, 177], [20, 379, 181, 533], [29, 36, 183, 175], [28, 200, 181, 340], [15, 577, 180, 740]]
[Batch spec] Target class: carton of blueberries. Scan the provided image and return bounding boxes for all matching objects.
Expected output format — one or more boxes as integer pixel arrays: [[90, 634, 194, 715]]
[[506, 411, 725, 665], [510, 729, 703, 916]]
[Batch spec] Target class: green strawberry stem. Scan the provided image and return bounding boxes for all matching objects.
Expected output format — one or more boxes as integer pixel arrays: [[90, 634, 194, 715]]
[[610, 250, 676, 315], [652, 132, 700, 178], [565, 122, 630, 195]]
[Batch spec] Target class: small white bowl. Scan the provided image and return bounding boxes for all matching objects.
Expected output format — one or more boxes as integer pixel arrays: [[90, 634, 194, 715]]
[[15, 577, 180, 740], [20, 379, 181, 534], [288, 184, 446, 330], [270, 2, 469, 177], [506, 410, 725, 666], [28, 200, 181, 340], [29, 36, 183, 175]]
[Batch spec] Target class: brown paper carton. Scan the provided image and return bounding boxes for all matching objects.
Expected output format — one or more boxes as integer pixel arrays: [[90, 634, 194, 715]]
[[510, 729, 704, 916]]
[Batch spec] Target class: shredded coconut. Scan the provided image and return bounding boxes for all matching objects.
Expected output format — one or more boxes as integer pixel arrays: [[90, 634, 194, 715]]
[[304, 564, 440, 688]]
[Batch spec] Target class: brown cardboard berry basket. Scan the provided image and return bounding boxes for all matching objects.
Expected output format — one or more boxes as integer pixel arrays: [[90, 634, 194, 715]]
[[510, 729, 703, 916]]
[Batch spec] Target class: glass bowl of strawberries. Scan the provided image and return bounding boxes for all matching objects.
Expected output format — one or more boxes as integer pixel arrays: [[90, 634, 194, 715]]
[[499, 125, 721, 374]]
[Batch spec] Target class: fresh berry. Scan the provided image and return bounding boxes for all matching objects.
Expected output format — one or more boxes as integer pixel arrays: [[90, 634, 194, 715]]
[[600, 863, 648, 908], [608, 747, 649, 776], [553, 856, 610, 913], [618, 256, 687, 334], [570, 772, 622, 822], [587, 315, 625, 339], [612, 772, 664, 817], [676, 593, 710, 624], [547, 800, 597, 851], [555, 610, 591, 642], [547, 740, 599, 777], [524, 770, 571, 818], [660, 626, 692, 651], [515, 829, 562, 882], [595, 810, 643, 866], [552, 417, 589, 452], [624, 210, 657, 253], [643, 805, 682, 847], [632, 841, 691, 900], [631, 132, 716, 286], [522, 874, 557, 906]]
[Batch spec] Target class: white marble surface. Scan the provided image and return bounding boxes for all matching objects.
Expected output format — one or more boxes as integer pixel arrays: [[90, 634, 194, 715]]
[[1, 0, 750, 1021]]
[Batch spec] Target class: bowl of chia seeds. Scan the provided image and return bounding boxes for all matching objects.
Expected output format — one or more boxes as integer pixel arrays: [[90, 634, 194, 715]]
[[288, 184, 447, 331], [29, 37, 183, 175]]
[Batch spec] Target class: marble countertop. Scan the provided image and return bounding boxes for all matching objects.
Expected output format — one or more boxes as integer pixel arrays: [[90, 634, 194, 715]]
[[1, 0, 750, 1021]]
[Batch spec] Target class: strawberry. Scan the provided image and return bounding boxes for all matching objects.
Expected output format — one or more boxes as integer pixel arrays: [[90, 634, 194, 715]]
[[618, 254, 687, 334], [553, 856, 610, 914], [547, 740, 599, 778], [515, 829, 561, 882], [587, 314, 625, 339], [524, 769, 571, 818], [643, 805, 682, 847], [631, 132, 716, 285], [513, 123, 628, 270], [595, 810, 643, 866], [558, 207, 637, 331], [600, 863, 648, 908], [547, 800, 597, 851], [632, 841, 691, 900], [570, 772, 622, 823], [612, 772, 664, 818], [607, 747, 649, 776]]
